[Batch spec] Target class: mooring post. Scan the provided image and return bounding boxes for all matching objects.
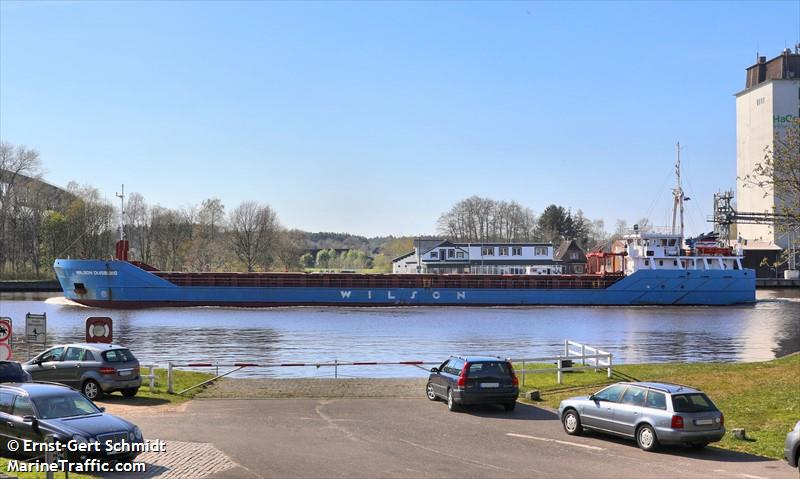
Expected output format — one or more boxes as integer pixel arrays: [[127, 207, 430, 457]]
[[334, 359, 338, 379], [167, 361, 174, 394], [521, 360, 526, 386], [557, 358, 563, 385], [607, 355, 613, 379], [581, 344, 586, 366]]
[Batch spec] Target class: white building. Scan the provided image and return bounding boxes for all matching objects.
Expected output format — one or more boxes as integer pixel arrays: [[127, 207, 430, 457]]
[[392, 239, 564, 275], [735, 48, 800, 249]]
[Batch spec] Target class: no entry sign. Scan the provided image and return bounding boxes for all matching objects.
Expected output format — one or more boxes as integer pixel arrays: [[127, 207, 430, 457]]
[[86, 317, 113, 343], [0, 318, 11, 361]]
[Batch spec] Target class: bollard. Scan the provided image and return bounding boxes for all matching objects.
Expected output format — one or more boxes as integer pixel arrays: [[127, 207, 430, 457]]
[[149, 365, 155, 393], [521, 360, 525, 387], [581, 345, 586, 366], [557, 358, 563, 385], [334, 359, 338, 379], [167, 362, 174, 394]]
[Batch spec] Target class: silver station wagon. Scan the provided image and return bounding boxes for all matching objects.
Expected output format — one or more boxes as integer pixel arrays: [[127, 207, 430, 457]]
[[558, 382, 725, 451]]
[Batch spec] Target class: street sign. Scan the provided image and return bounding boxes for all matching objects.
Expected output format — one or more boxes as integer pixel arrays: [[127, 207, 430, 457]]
[[0, 317, 11, 361], [85, 317, 113, 343], [25, 313, 46, 344]]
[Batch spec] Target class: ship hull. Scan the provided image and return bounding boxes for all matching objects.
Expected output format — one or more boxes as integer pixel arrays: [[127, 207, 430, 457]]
[[53, 259, 756, 308]]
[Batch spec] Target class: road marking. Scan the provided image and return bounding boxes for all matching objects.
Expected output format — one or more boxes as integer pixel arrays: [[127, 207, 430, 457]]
[[506, 433, 606, 451], [398, 439, 523, 474]]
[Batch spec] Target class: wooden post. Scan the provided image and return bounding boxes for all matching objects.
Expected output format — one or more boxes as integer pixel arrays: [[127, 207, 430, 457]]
[[557, 358, 563, 385], [607, 355, 613, 379], [167, 362, 174, 394]]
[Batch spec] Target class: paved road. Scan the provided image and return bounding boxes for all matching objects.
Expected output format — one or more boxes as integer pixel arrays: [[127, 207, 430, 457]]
[[120, 398, 795, 479]]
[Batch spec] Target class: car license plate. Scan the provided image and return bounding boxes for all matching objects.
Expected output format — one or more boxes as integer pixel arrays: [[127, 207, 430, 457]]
[[119, 370, 131, 377], [695, 419, 713, 425], [480, 382, 500, 388]]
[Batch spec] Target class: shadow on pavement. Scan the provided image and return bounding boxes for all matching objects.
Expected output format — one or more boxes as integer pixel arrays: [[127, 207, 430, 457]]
[[457, 401, 559, 421], [96, 395, 171, 407], [580, 430, 777, 463]]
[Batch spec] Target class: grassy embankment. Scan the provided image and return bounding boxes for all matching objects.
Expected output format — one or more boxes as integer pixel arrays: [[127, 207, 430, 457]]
[[516, 353, 799, 459], [0, 368, 214, 479]]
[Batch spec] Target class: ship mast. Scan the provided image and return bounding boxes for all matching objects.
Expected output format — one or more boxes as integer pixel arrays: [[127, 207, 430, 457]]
[[116, 184, 125, 242], [671, 143, 685, 241]]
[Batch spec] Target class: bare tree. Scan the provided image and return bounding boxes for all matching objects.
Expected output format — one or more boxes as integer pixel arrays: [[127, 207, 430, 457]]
[[229, 201, 281, 272], [437, 196, 537, 242], [0, 142, 42, 274]]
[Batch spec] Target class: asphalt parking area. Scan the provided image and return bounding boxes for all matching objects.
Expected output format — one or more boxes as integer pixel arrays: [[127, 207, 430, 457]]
[[117, 398, 795, 479]]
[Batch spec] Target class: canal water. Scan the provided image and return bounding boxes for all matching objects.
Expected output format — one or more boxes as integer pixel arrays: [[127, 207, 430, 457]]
[[0, 290, 798, 378]]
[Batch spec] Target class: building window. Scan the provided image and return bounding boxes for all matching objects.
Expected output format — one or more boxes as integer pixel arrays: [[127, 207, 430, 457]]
[[574, 264, 585, 274], [448, 249, 455, 258], [482, 247, 495, 256], [569, 252, 579, 260], [512, 247, 522, 256], [499, 247, 509, 256], [430, 251, 438, 259], [534, 246, 548, 256], [456, 251, 464, 259]]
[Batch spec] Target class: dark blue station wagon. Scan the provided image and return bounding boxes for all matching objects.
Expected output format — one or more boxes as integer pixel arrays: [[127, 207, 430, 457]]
[[426, 356, 519, 412]]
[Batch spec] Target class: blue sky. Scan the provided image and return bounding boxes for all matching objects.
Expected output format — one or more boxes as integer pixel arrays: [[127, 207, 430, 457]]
[[1, 1, 799, 237]]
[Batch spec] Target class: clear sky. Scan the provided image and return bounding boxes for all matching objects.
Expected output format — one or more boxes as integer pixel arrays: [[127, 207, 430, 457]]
[[1, 1, 799, 237]]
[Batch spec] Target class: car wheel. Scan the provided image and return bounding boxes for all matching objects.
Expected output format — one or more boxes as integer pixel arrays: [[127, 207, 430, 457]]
[[425, 383, 438, 401], [562, 409, 582, 435], [447, 389, 460, 412], [121, 388, 139, 398], [636, 424, 659, 452], [82, 379, 103, 400], [503, 402, 516, 412]]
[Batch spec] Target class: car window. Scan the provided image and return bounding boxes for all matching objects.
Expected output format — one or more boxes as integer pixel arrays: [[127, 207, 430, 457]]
[[39, 347, 65, 363], [32, 394, 101, 420], [0, 392, 14, 414], [468, 362, 510, 379], [83, 350, 96, 361], [12, 396, 34, 417], [445, 359, 464, 375], [594, 384, 626, 403], [621, 386, 646, 406], [102, 349, 136, 363], [644, 390, 667, 410], [63, 347, 84, 361], [671, 393, 717, 412]]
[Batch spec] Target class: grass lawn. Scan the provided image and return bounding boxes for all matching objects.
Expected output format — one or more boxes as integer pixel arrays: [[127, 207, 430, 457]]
[[0, 369, 214, 478], [516, 353, 800, 459]]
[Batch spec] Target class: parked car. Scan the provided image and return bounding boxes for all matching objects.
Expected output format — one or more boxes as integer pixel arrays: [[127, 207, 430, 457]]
[[0, 361, 31, 383], [785, 420, 800, 472], [426, 356, 519, 412], [0, 382, 143, 462], [23, 343, 141, 400], [558, 381, 725, 451]]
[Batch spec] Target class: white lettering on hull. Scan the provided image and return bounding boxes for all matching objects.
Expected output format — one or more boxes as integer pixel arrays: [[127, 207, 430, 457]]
[[340, 291, 352, 298], [387, 291, 395, 299], [336, 290, 468, 301]]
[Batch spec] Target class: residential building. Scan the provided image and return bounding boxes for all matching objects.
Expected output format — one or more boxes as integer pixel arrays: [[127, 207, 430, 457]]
[[554, 240, 588, 274], [392, 239, 567, 275]]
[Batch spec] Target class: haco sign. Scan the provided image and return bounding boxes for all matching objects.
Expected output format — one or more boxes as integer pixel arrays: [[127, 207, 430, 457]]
[[85, 317, 113, 343]]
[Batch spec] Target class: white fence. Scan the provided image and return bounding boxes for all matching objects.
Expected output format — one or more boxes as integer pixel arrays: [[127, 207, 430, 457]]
[[513, 340, 612, 385]]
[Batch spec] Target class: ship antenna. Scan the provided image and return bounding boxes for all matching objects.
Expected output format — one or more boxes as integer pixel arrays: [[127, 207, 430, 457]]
[[671, 143, 685, 241], [115, 184, 125, 242]]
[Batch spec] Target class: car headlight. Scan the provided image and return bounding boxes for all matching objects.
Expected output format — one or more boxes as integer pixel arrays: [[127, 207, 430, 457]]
[[133, 426, 142, 440]]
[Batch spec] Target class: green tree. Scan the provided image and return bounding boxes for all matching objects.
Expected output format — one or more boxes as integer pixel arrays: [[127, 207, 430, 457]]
[[299, 253, 315, 269]]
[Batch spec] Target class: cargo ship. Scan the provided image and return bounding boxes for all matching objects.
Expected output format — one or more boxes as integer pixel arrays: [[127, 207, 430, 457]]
[[52, 149, 755, 308], [53, 228, 755, 308]]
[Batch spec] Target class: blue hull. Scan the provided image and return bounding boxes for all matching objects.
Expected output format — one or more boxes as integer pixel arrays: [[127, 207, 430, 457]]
[[53, 259, 756, 307]]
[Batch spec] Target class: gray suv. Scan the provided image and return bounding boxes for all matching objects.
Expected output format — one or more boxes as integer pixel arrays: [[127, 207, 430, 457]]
[[558, 382, 724, 451], [23, 343, 141, 400], [785, 420, 800, 472]]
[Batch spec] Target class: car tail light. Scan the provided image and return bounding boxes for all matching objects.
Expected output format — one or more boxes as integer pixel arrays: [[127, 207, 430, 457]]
[[671, 415, 684, 429], [719, 413, 724, 427], [456, 362, 469, 387], [99, 367, 116, 375], [508, 362, 519, 386]]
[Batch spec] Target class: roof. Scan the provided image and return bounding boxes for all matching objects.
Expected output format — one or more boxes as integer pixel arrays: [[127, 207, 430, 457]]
[[452, 355, 507, 362], [391, 250, 416, 262], [624, 382, 700, 394], [0, 382, 74, 395], [51, 343, 129, 351], [415, 238, 447, 255]]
